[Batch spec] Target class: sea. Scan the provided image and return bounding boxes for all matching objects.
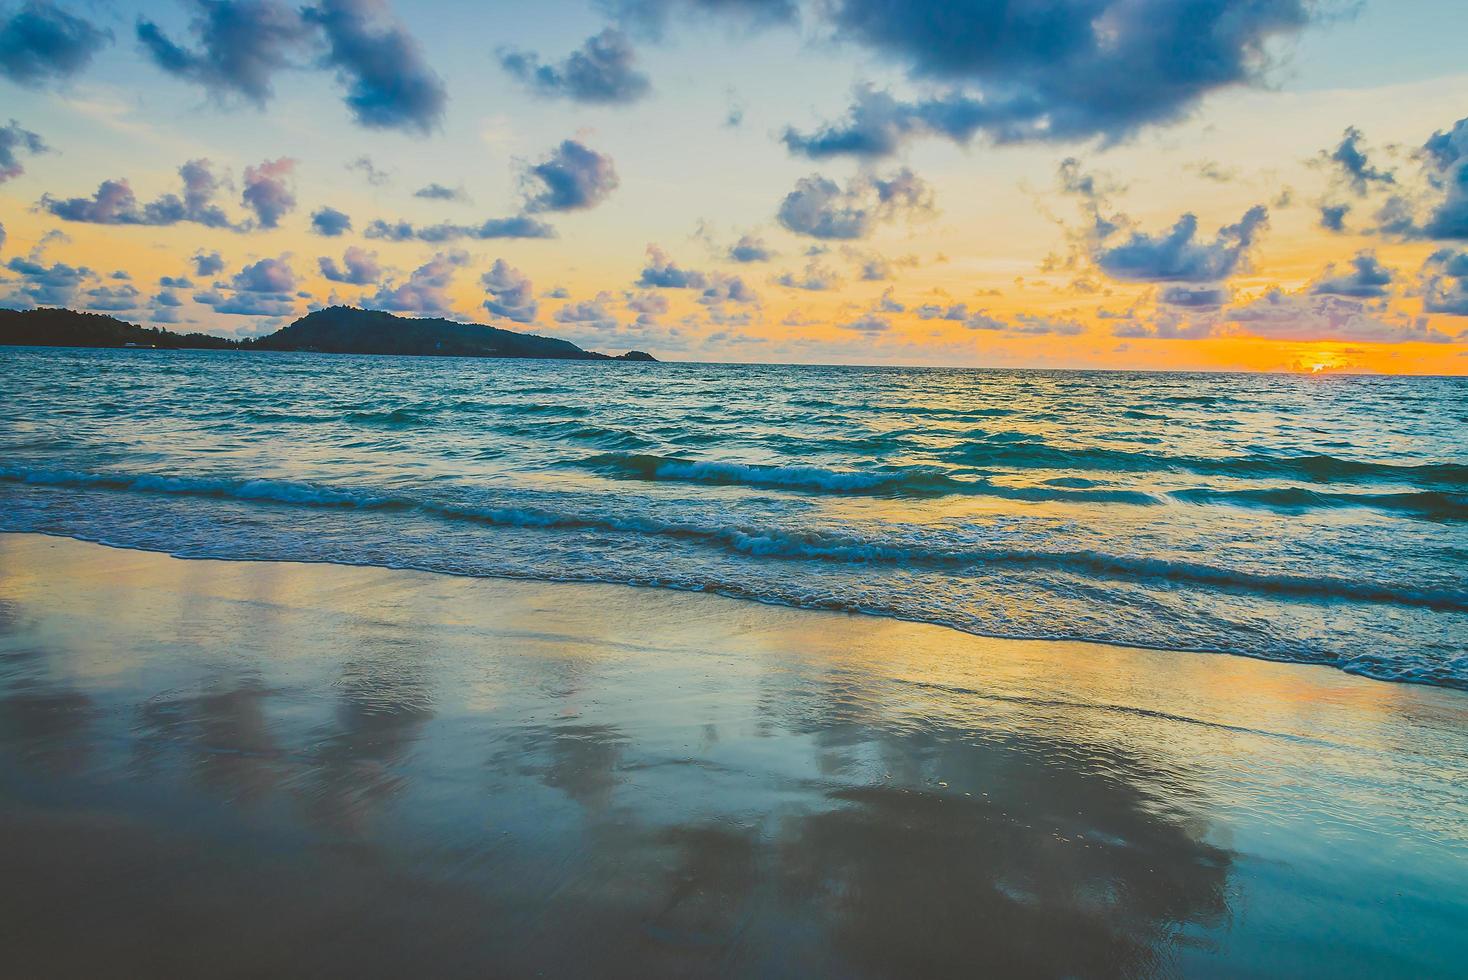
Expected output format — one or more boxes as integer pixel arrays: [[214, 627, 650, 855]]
[[2, 346, 1464, 689]]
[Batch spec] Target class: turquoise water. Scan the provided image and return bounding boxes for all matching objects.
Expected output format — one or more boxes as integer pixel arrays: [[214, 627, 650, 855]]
[[1, 346, 1464, 688]]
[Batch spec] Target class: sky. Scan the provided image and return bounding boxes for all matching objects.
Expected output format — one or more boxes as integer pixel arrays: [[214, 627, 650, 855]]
[[2, 0, 1467, 373]]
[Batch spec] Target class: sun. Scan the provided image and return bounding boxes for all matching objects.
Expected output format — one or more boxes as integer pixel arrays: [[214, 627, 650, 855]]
[[1290, 349, 1357, 374]]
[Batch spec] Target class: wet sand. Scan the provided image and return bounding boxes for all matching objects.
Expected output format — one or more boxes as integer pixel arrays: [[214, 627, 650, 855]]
[[1, 532, 1465, 978]]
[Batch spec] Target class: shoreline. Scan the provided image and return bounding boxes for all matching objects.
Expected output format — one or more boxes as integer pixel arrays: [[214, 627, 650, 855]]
[[10, 525, 1462, 692], [2, 532, 1465, 976]]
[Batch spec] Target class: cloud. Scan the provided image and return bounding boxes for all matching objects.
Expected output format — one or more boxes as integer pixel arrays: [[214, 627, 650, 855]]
[[1314, 127, 1395, 233], [1374, 194, 1418, 238], [82, 283, 142, 312], [304, 0, 448, 133], [363, 215, 556, 242], [500, 28, 650, 105], [728, 233, 773, 263], [138, 0, 445, 133], [241, 157, 297, 228], [1187, 160, 1238, 184], [233, 256, 295, 291], [361, 219, 417, 240], [1055, 156, 1123, 241], [318, 245, 380, 284], [481, 258, 537, 323], [858, 255, 893, 280], [149, 308, 183, 324], [775, 258, 841, 291], [1111, 310, 1218, 340], [698, 273, 758, 307], [42, 177, 154, 227], [626, 290, 668, 324], [1095, 206, 1269, 282], [1310, 250, 1393, 298], [1319, 203, 1349, 232], [2, 255, 93, 306], [413, 182, 467, 202], [1226, 288, 1450, 343], [914, 305, 1087, 336], [40, 158, 236, 228], [1421, 249, 1468, 316], [842, 313, 890, 333], [638, 244, 705, 288], [310, 205, 352, 236], [779, 309, 817, 327], [195, 255, 299, 315], [347, 155, 390, 185], [1420, 117, 1468, 240], [1001, 314, 1087, 336], [159, 275, 194, 288], [178, 158, 236, 227], [149, 289, 184, 322], [848, 248, 916, 281], [0, 119, 47, 182], [193, 250, 225, 276], [781, 1, 1316, 158], [553, 290, 619, 330], [776, 167, 934, 240], [601, 0, 797, 40], [367, 249, 466, 314], [523, 139, 619, 212], [916, 302, 969, 321], [468, 216, 557, 238], [1370, 117, 1468, 241], [0, 1, 110, 87], [1160, 285, 1229, 308], [137, 0, 314, 105], [1323, 126, 1395, 196]]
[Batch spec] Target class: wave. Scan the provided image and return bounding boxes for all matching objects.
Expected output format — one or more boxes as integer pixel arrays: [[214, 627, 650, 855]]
[[499, 420, 654, 451], [3, 465, 1464, 613], [576, 452, 1164, 503], [577, 452, 968, 495], [226, 408, 339, 424], [342, 407, 436, 427], [573, 451, 1468, 516], [949, 440, 1468, 487], [1160, 394, 1233, 405], [0, 466, 402, 509], [1173, 486, 1468, 522], [786, 398, 1015, 419], [500, 403, 591, 417]]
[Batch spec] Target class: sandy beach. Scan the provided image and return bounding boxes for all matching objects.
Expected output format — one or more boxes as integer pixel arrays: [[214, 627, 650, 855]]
[[1, 532, 1464, 977]]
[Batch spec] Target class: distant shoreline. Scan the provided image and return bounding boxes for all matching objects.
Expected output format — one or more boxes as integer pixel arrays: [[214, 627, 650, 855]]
[[0, 341, 661, 365], [0, 305, 658, 362]]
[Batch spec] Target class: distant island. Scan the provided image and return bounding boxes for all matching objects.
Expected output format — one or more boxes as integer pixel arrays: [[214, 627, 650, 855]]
[[0, 306, 657, 362]]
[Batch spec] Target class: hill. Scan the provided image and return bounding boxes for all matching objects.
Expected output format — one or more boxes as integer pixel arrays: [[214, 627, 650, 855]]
[[0, 306, 657, 361], [0, 307, 237, 349], [247, 306, 654, 360]]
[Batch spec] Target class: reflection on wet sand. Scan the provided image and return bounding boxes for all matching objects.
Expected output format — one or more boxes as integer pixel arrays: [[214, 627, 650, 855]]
[[0, 534, 1464, 978]]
